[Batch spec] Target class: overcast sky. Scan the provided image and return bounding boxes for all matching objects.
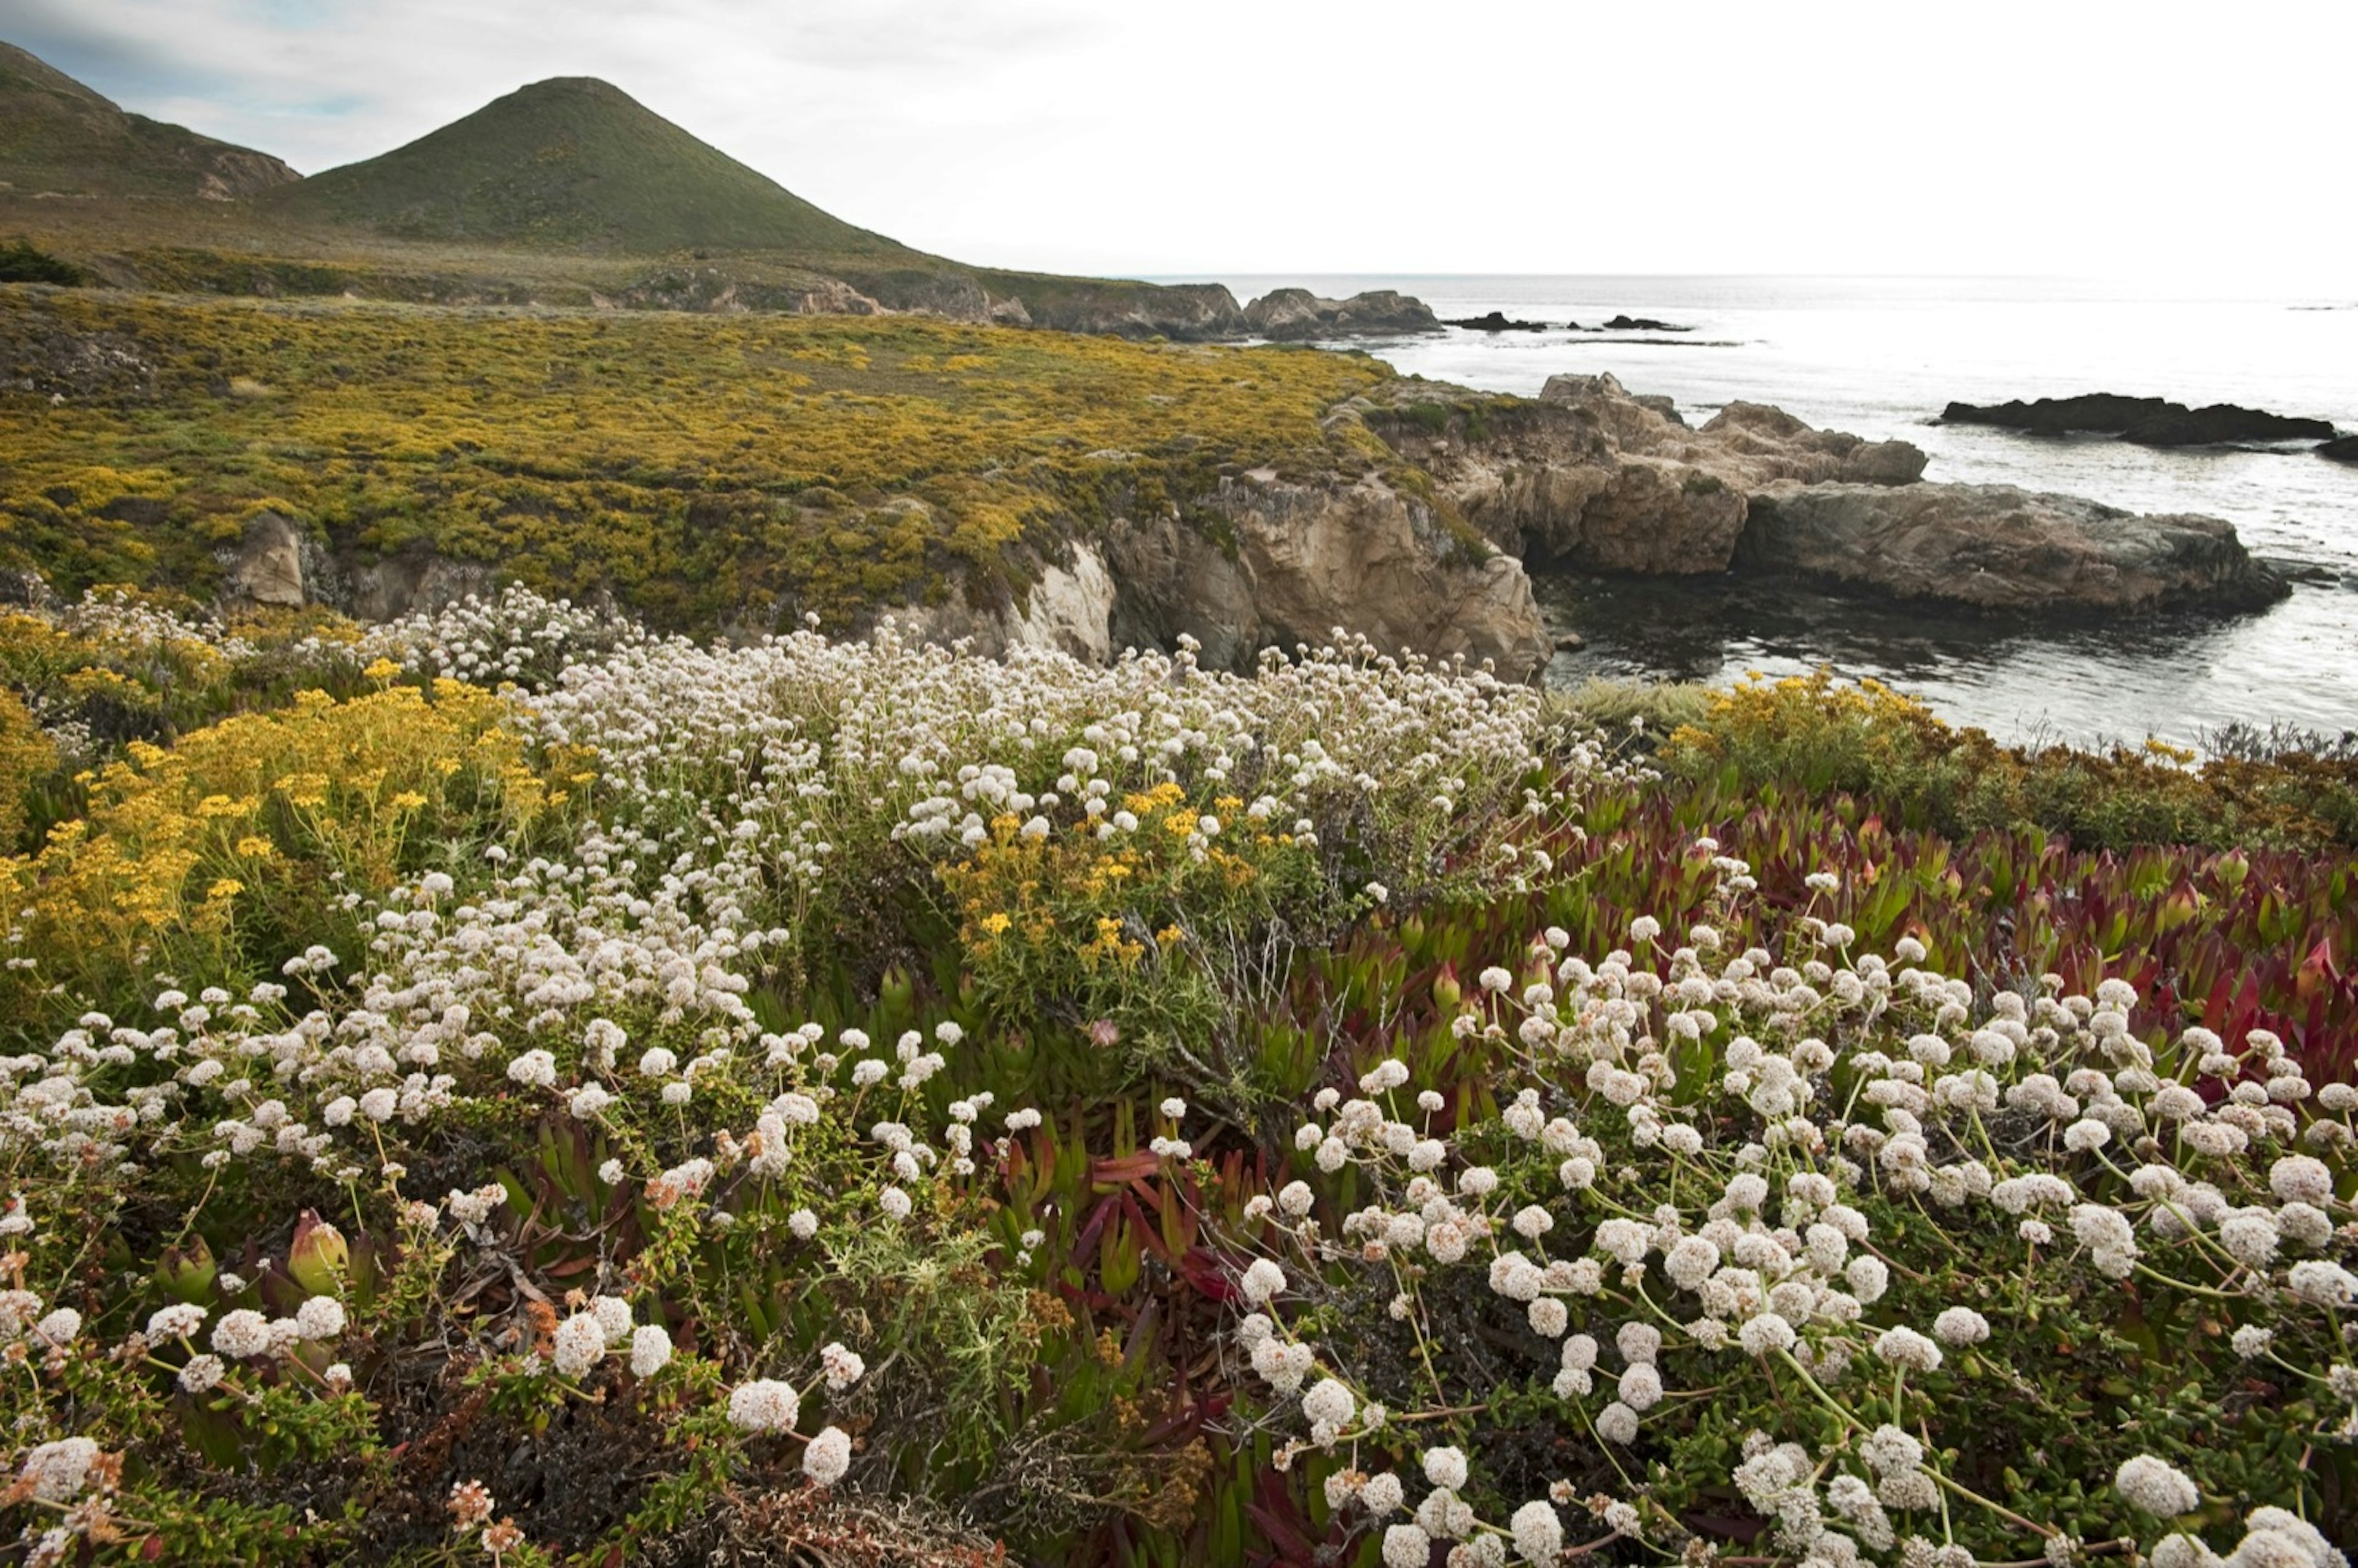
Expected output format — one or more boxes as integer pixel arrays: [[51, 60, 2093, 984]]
[[7, 0, 2354, 285]]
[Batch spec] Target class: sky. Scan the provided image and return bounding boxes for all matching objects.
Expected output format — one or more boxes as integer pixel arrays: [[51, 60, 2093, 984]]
[[6, 0, 2356, 287]]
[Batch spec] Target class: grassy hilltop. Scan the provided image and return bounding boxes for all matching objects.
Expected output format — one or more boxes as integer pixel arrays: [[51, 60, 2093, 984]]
[[0, 44, 1251, 334], [264, 76, 914, 261]]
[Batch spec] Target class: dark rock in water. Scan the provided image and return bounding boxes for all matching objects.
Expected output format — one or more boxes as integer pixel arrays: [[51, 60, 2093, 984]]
[[1554, 631, 1586, 651], [1603, 314, 1688, 332], [1941, 393, 2338, 448], [1446, 311, 1547, 333], [1738, 481, 2290, 613], [1244, 288, 1440, 340], [2314, 435, 2358, 464]]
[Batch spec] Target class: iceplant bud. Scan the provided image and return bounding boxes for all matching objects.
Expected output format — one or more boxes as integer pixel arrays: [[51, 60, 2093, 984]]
[[286, 1211, 349, 1297], [156, 1235, 217, 1304]]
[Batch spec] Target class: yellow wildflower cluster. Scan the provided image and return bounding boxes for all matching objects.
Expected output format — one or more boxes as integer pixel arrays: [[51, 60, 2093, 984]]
[[0, 680, 587, 1004]]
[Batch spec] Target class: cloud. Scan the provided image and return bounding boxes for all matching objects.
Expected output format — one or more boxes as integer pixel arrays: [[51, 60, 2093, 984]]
[[5, 0, 2353, 281]]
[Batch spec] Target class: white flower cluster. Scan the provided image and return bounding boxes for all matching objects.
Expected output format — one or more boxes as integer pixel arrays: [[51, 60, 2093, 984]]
[[1226, 845, 2358, 1564]]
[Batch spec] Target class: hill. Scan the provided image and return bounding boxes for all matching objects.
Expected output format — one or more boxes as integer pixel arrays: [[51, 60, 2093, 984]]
[[266, 74, 918, 260], [0, 41, 297, 200], [0, 43, 1373, 341]]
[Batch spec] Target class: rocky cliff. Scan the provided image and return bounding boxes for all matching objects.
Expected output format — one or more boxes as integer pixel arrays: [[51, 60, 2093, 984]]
[[1366, 372, 1926, 573]]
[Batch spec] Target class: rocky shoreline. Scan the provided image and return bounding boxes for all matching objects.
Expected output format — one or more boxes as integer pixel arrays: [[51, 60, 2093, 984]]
[[216, 362, 2299, 686]]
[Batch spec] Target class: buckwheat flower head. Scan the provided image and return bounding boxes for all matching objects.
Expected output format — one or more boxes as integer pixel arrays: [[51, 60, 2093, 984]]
[[788, 1208, 819, 1240], [1739, 1313, 1797, 1356], [32, 1306, 80, 1346], [1304, 1378, 1357, 1432], [590, 1295, 632, 1345], [877, 1186, 912, 1221], [552, 1311, 606, 1377], [1159, 1097, 1187, 1120], [1932, 1307, 1990, 1346], [1383, 1523, 1433, 1568], [2114, 1454, 2199, 1516], [629, 1325, 672, 1378], [821, 1341, 866, 1391], [2233, 1507, 2342, 1568], [212, 1308, 272, 1359], [178, 1354, 225, 1392], [18, 1436, 100, 1502], [803, 1424, 853, 1486], [505, 1049, 557, 1089], [1511, 1499, 1564, 1564], [1862, 1424, 1923, 1475], [1528, 1297, 1569, 1338], [1422, 1445, 1469, 1491], [1617, 1321, 1663, 1366], [1596, 1400, 1641, 1443], [1666, 1235, 1719, 1290], [2287, 1260, 2358, 1308], [1361, 1472, 1405, 1515], [1873, 1327, 1943, 1373], [2268, 1155, 2333, 1208], [727, 1377, 801, 1434], [1240, 1258, 1286, 1306], [294, 1295, 346, 1341], [147, 1303, 206, 1340]]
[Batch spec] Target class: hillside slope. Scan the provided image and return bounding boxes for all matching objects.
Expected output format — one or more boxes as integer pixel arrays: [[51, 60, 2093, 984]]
[[267, 75, 916, 260], [0, 41, 297, 200]]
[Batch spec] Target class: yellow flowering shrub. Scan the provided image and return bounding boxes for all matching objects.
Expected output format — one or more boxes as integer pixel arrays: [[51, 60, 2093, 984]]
[[0, 687, 55, 852], [0, 679, 590, 1011], [941, 781, 1316, 1063]]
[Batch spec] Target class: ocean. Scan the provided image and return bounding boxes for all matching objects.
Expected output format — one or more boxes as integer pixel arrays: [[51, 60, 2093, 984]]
[[1204, 274, 2358, 748]]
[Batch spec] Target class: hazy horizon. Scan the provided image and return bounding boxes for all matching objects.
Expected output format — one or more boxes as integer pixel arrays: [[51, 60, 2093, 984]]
[[6, 0, 2354, 290]]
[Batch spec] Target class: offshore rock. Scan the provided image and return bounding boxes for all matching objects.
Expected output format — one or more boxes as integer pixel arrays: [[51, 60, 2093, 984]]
[[1738, 482, 2291, 612], [1443, 311, 1547, 333], [1245, 289, 1440, 340], [2314, 435, 2358, 464], [1941, 394, 2339, 447]]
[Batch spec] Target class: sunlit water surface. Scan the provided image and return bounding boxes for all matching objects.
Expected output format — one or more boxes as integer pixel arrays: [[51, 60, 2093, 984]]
[[1202, 275, 2358, 747]]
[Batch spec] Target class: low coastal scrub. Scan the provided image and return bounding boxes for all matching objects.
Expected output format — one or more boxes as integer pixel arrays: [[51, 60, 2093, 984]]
[[1659, 672, 2358, 855], [0, 290, 1390, 630], [0, 589, 2352, 1566]]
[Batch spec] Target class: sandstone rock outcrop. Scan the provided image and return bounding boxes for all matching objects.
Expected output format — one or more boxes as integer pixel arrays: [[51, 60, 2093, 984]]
[[1738, 483, 2290, 612], [1942, 394, 2340, 448], [1368, 372, 1925, 575], [1245, 289, 1440, 340], [1104, 468, 1548, 677]]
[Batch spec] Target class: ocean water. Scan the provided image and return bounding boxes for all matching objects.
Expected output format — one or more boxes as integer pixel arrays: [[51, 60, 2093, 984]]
[[1208, 274, 2358, 748]]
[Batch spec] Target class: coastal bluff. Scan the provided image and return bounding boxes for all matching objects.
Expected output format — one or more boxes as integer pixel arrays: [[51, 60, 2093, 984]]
[[1371, 373, 2287, 616]]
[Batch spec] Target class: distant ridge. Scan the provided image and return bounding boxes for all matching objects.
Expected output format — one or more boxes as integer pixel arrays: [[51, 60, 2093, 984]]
[[268, 75, 917, 258], [0, 41, 298, 200]]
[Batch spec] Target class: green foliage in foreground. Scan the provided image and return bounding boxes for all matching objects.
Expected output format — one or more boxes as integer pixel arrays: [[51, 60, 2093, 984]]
[[0, 587, 2352, 1567], [0, 288, 1393, 632], [1656, 671, 2358, 856]]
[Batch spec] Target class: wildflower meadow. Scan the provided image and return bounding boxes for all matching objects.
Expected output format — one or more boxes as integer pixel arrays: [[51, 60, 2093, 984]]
[[0, 585, 2350, 1567]]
